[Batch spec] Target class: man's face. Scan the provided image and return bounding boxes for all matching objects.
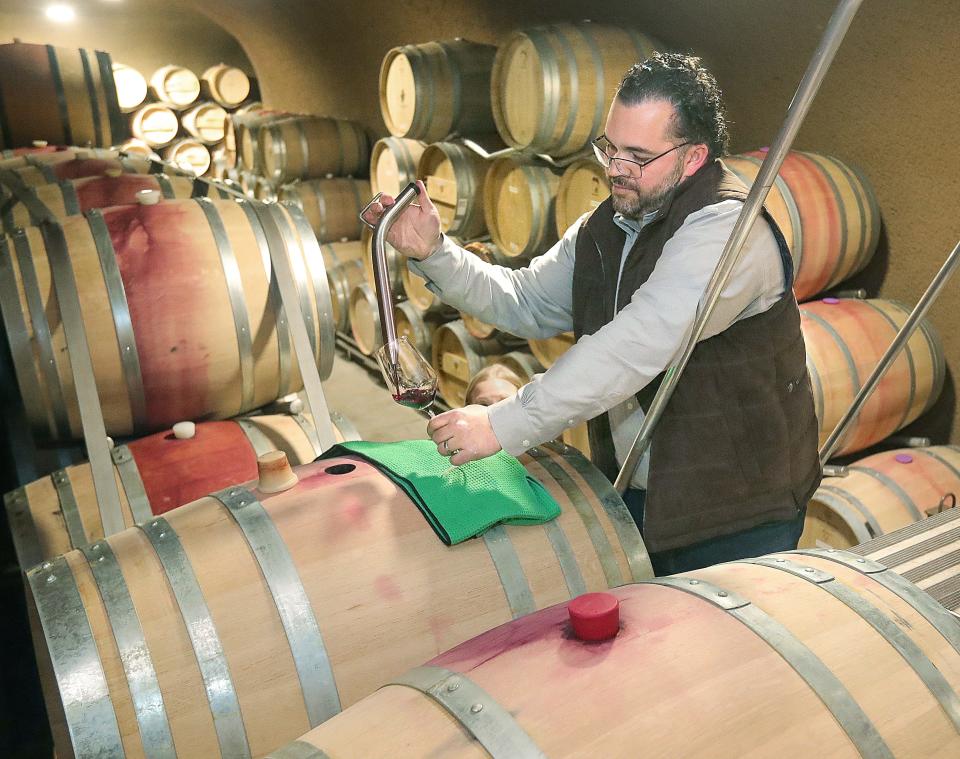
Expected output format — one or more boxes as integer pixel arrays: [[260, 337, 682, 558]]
[[602, 98, 699, 219]]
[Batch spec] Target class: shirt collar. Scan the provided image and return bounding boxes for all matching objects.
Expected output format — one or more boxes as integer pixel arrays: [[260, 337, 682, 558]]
[[613, 209, 658, 236]]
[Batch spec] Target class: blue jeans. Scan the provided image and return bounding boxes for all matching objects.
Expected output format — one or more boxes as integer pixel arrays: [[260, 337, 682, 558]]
[[623, 488, 806, 576]]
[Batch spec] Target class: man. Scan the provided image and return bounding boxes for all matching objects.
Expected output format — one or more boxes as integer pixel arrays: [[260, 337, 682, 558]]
[[363, 52, 821, 574]]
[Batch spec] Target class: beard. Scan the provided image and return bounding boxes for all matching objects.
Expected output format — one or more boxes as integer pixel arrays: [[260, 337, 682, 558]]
[[609, 159, 684, 219]]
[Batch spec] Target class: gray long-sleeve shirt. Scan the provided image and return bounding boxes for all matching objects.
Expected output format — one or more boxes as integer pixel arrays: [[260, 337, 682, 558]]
[[409, 198, 786, 488]]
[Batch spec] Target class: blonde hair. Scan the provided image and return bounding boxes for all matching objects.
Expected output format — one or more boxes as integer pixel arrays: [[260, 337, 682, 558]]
[[465, 363, 525, 405]]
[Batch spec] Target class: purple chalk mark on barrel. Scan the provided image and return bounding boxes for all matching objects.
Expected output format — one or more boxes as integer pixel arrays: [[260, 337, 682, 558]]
[[895, 453, 914, 464], [822, 297, 840, 305]]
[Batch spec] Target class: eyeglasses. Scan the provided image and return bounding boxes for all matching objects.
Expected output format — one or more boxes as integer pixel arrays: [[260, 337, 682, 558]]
[[592, 135, 690, 176]]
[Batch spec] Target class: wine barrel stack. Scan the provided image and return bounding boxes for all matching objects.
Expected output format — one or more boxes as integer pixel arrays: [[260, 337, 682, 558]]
[[112, 61, 260, 177], [1, 20, 958, 759]]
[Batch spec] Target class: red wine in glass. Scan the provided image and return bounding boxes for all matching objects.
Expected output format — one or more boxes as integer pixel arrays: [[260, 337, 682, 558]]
[[376, 336, 440, 417]]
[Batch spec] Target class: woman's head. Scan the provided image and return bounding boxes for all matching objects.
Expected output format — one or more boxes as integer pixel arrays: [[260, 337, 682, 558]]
[[465, 363, 525, 406]]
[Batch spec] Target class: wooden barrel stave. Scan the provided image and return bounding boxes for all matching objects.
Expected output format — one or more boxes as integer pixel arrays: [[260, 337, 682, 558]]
[[181, 102, 229, 145], [163, 138, 211, 175], [201, 64, 251, 109], [112, 62, 148, 113], [149, 64, 201, 110], [0, 150, 150, 189], [318, 241, 366, 332], [348, 282, 382, 355], [27, 444, 649, 757], [555, 157, 609, 235]]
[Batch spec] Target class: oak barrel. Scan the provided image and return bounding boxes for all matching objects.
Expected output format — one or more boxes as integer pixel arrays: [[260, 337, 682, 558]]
[[130, 103, 181, 147], [555, 157, 609, 235], [278, 177, 370, 243], [456, 242, 525, 341], [112, 62, 148, 113], [725, 150, 880, 301], [483, 155, 560, 259], [0, 150, 152, 190], [237, 109, 292, 173], [181, 102, 229, 144], [394, 299, 434, 357], [490, 23, 659, 157], [369, 137, 426, 197], [801, 298, 945, 456], [379, 39, 497, 142], [27, 443, 649, 758], [0, 41, 127, 149], [318, 241, 366, 332], [432, 319, 524, 407], [259, 116, 369, 185], [274, 548, 960, 758], [348, 282, 382, 355], [801, 445, 960, 549], [418, 142, 487, 239], [223, 101, 263, 170], [149, 64, 201, 109], [528, 331, 575, 369], [4, 412, 360, 566], [201, 63, 252, 108], [0, 198, 334, 442], [163, 138, 211, 176], [1, 172, 197, 232]]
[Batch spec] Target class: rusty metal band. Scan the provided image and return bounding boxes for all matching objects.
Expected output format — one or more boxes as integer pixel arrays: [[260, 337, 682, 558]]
[[87, 208, 148, 430], [213, 487, 341, 725], [0, 236, 50, 437], [110, 444, 152, 526], [648, 575, 894, 758], [542, 441, 653, 581], [80, 540, 176, 758], [481, 524, 536, 618], [4, 487, 43, 570], [196, 196, 256, 411], [744, 556, 960, 732], [41, 220, 126, 536], [27, 556, 124, 757], [138, 516, 251, 758], [526, 446, 623, 588], [238, 199, 292, 397], [790, 548, 960, 657], [389, 666, 546, 759], [51, 468, 88, 549]]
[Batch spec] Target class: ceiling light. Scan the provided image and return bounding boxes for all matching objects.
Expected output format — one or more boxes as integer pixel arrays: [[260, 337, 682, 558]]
[[45, 4, 76, 23]]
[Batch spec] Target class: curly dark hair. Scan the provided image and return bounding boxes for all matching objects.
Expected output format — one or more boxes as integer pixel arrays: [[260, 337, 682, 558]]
[[616, 52, 729, 159]]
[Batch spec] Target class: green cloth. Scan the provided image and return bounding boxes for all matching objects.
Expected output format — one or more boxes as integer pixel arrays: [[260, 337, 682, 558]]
[[318, 440, 560, 545]]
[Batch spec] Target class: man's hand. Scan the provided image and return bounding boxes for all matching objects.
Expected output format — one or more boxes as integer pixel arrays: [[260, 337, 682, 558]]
[[360, 179, 443, 260], [427, 405, 502, 466]]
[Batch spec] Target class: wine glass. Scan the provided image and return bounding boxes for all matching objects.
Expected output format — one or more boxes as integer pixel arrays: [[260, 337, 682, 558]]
[[375, 336, 439, 416], [375, 336, 463, 479]]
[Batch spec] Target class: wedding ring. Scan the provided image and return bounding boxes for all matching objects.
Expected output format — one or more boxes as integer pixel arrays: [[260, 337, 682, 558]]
[[442, 439, 449, 453]]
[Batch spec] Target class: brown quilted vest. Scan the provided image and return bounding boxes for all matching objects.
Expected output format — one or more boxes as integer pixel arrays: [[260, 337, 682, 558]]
[[572, 159, 821, 552]]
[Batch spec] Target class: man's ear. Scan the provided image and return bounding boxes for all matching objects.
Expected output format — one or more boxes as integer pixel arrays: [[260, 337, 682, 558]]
[[682, 144, 710, 178]]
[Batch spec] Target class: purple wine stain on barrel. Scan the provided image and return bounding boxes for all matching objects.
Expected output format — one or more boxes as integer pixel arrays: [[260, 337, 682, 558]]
[[107, 201, 213, 429], [392, 387, 436, 410], [822, 297, 840, 305], [895, 453, 914, 464]]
